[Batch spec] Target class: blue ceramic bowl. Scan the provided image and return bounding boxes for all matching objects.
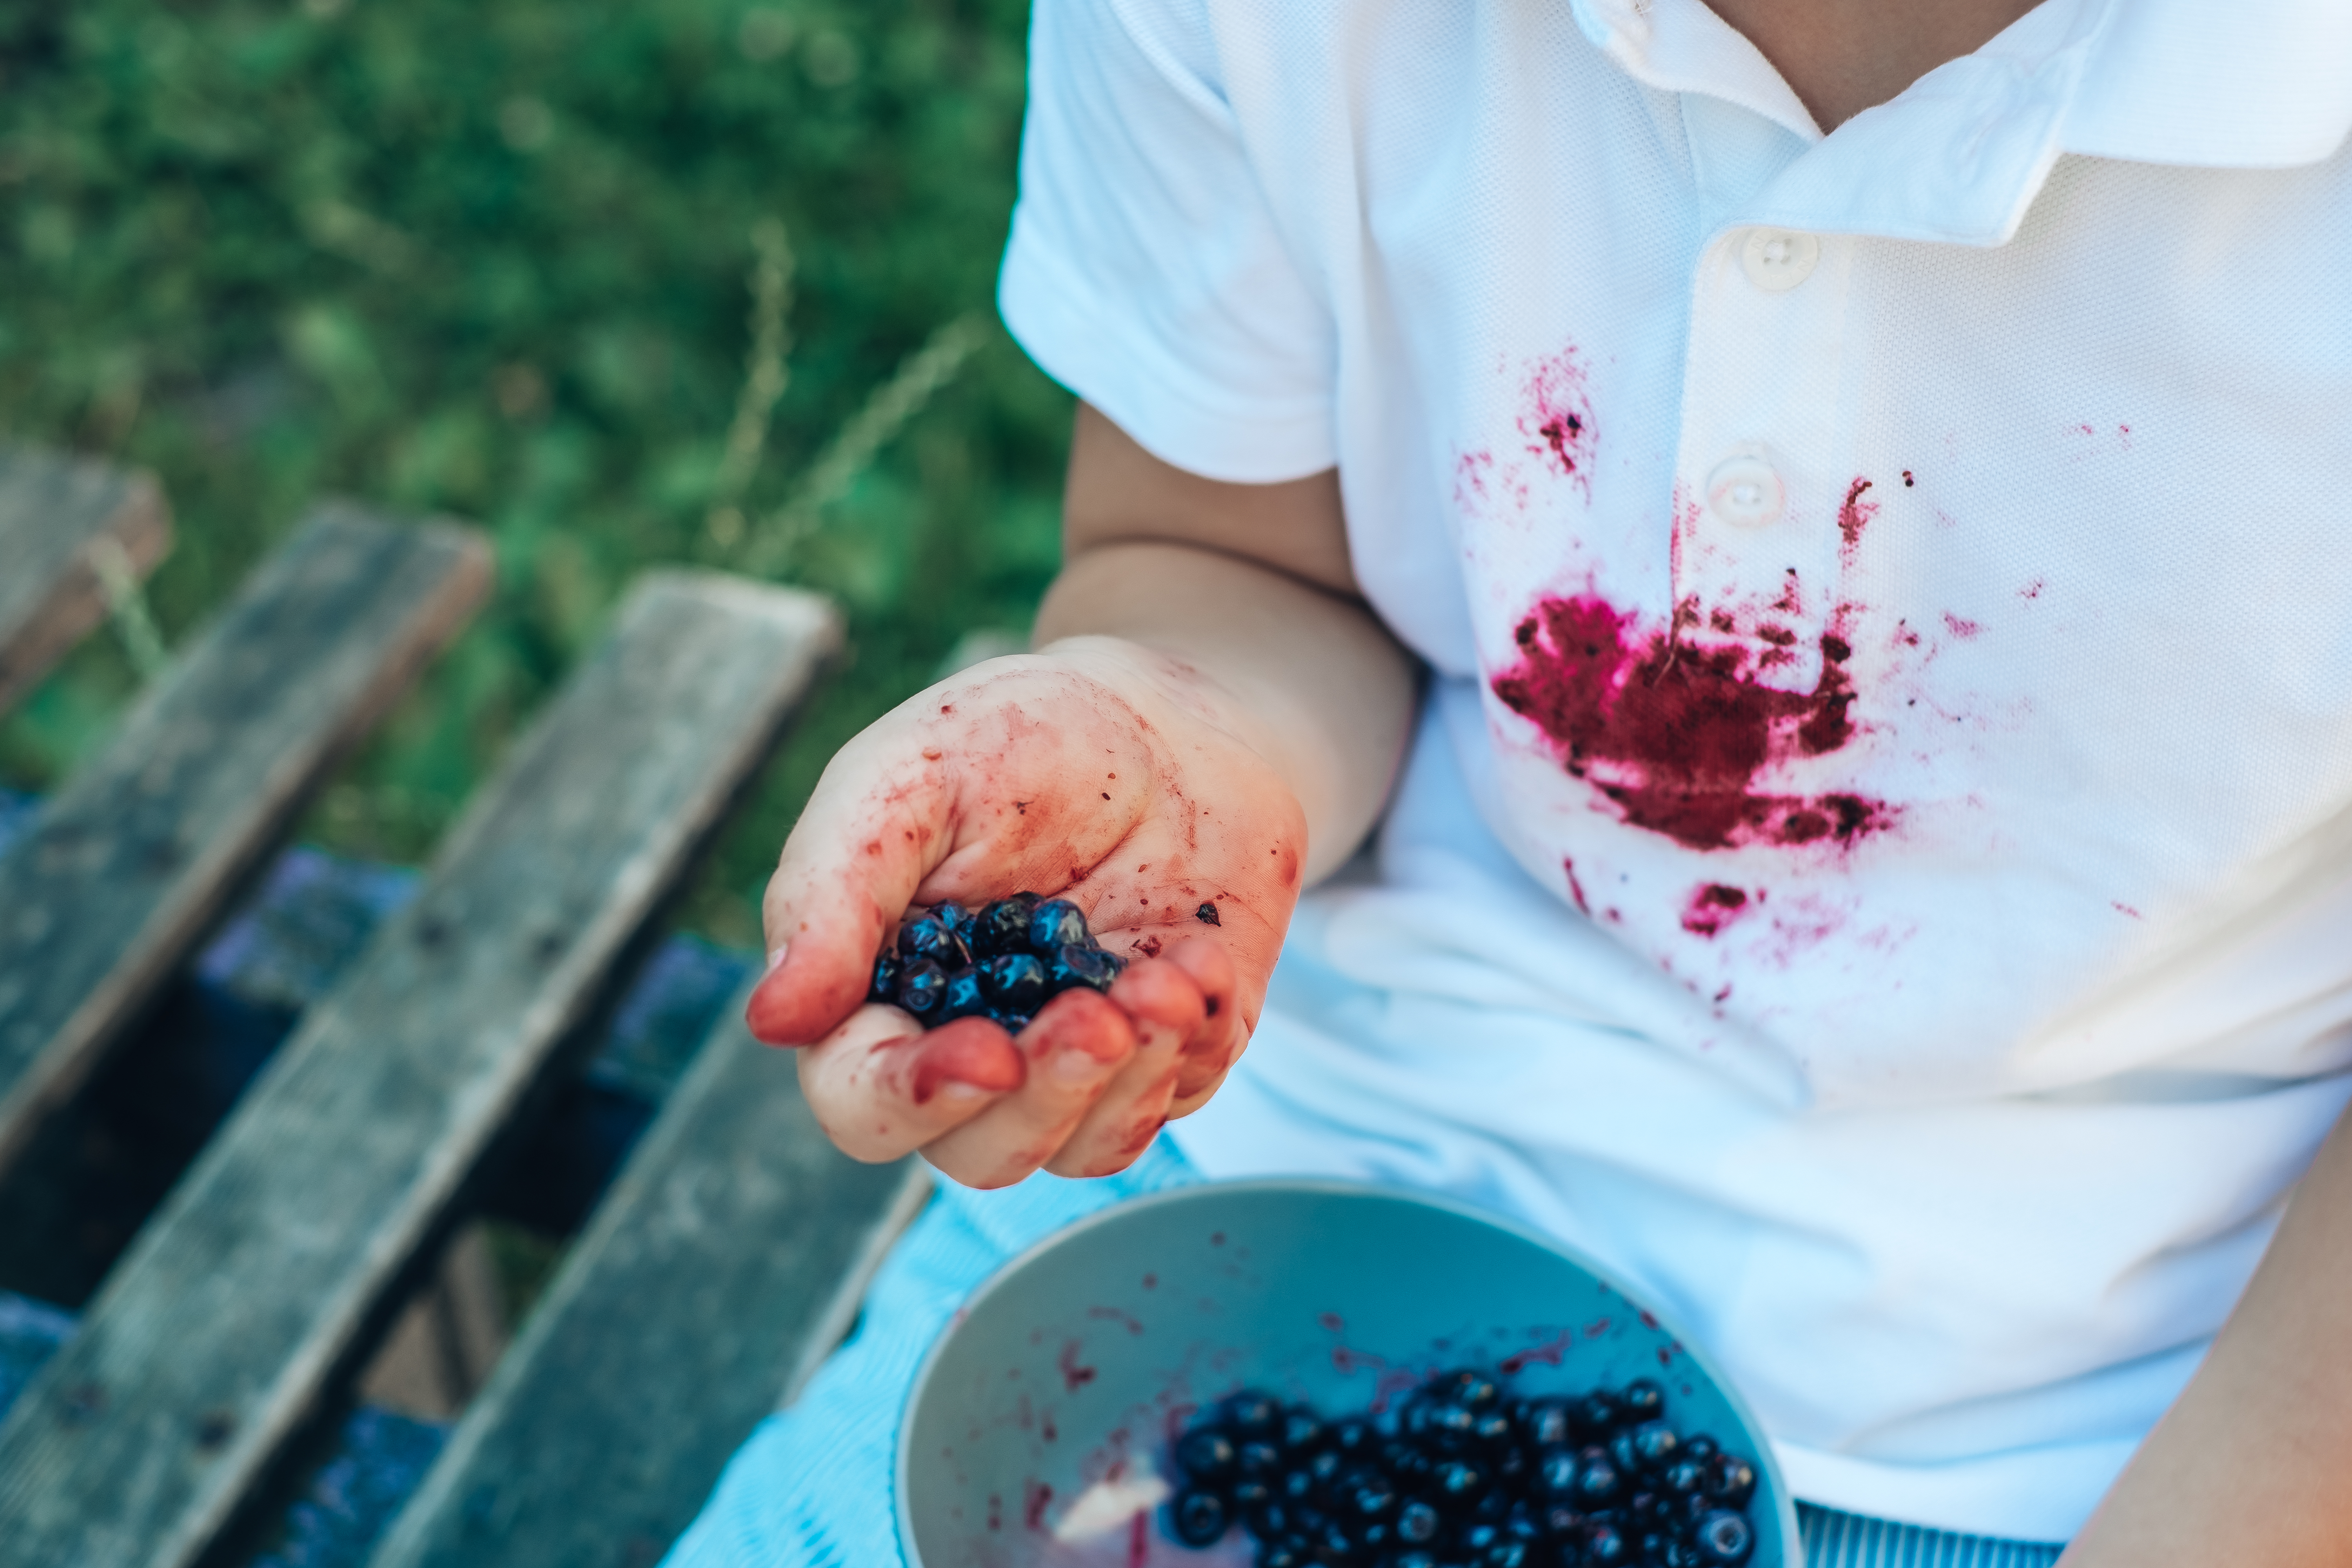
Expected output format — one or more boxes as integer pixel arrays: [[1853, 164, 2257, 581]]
[[898, 1179, 1798, 1568]]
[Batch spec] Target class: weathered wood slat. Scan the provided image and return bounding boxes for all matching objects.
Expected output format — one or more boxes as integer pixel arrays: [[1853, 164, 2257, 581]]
[[0, 506, 490, 1180], [0, 572, 840, 1568], [369, 1002, 926, 1568], [0, 446, 172, 713]]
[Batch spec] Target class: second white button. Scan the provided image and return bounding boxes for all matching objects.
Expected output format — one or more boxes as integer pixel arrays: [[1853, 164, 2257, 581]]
[[1706, 455, 1786, 529]]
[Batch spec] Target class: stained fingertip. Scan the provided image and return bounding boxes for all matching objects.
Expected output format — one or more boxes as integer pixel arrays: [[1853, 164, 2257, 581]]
[[745, 946, 874, 1046], [1020, 985, 1139, 1067], [1107, 956, 1209, 1037]]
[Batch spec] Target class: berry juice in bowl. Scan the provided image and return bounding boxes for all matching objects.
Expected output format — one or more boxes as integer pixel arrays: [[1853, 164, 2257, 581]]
[[897, 1181, 1798, 1568]]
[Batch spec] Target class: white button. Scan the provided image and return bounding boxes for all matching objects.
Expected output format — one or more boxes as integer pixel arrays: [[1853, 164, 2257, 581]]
[[1740, 228, 1820, 292], [1706, 456, 1785, 529]]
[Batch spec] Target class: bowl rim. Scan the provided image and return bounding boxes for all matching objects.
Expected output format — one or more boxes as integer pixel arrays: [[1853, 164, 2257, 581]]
[[895, 1174, 1803, 1567]]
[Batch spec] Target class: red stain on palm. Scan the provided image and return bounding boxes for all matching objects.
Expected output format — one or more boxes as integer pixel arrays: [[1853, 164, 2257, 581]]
[[1490, 595, 1892, 851], [1681, 884, 1753, 938]]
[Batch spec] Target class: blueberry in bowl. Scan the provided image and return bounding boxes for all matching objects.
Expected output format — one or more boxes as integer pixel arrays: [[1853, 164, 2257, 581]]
[[897, 1181, 1798, 1567]]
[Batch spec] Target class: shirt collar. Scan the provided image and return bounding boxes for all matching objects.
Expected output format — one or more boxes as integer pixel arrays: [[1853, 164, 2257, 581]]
[[1566, 0, 2352, 245]]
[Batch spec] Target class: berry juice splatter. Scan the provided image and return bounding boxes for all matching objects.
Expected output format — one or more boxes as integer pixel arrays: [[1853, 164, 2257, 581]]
[[1518, 348, 1597, 496], [1680, 884, 1753, 938], [1490, 594, 1892, 851]]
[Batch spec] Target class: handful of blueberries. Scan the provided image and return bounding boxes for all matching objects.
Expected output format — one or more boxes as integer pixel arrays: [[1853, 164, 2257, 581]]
[[1164, 1372, 1759, 1568], [868, 893, 1125, 1034]]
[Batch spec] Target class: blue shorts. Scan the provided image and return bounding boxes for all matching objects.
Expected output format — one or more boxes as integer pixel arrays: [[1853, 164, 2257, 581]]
[[662, 1142, 2066, 1568]]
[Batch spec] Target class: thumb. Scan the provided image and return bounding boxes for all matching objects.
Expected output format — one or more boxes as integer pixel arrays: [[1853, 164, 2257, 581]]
[[746, 740, 952, 1045]]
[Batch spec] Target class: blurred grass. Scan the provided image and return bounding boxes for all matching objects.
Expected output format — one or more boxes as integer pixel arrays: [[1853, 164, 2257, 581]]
[[0, 0, 1070, 948]]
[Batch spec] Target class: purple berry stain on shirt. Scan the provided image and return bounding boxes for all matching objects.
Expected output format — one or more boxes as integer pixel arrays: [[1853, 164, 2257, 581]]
[[1681, 883, 1754, 937], [1490, 593, 1895, 852], [1516, 345, 1597, 496]]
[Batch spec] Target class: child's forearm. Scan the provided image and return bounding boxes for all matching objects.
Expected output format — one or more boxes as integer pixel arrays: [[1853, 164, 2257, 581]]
[[1035, 407, 1420, 884], [2060, 1097, 2352, 1564]]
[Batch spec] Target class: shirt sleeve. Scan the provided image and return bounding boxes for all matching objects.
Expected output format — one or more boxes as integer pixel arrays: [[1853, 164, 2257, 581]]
[[998, 0, 1337, 483]]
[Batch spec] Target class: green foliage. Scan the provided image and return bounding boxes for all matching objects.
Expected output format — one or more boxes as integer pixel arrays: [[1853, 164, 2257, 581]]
[[0, 0, 1071, 946]]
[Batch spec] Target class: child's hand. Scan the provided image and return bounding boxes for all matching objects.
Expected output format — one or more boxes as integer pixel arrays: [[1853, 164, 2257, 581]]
[[743, 637, 1306, 1188]]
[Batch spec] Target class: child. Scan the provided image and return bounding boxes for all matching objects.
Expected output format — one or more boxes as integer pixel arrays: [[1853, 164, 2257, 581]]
[[669, 0, 2352, 1563]]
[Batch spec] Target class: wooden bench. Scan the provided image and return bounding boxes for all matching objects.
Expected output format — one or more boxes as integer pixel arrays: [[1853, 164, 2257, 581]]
[[0, 453, 924, 1568]]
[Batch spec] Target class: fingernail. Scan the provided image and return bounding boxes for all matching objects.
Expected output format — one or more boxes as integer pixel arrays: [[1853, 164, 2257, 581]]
[[765, 944, 788, 975], [1053, 1046, 1107, 1085], [936, 1080, 992, 1106]]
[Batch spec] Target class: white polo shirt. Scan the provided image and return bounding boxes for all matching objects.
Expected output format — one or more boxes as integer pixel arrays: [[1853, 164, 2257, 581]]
[[999, 0, 2352, 1540]]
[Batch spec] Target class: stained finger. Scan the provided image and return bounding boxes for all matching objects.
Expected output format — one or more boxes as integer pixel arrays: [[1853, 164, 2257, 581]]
[[1160, 935, 1247, 1100], [797, 1008, 1025, 1162], [747, 740, 951, 1046], [1045, 957, 1207, 1177], [922, 987, 1138, 1189]]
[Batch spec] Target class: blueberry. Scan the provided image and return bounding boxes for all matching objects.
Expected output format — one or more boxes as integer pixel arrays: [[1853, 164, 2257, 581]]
[[1259, 1540, 1310, 1568], [1232, 1476, 1273, 1510], [1432, 1458, 1489, 1512], [1691, 1510, 1754, 1566], [1341, 1469, 1397, 1521], [1488, 1441, 1528, 1490], [1390, 1555, 1439, 1568], [1303, 1448, 1343, 1490], [1629, 1420, 1679, 1470], [1471, 1409, 1515, 1448], [1028, 897, 1092, 952], [1281, 1465, 1319, 1502], [1572, 1447, 1622, 1508], [1306, 1519, 1359, 1564], [1681, 1435, 1719, 1464], [1237, 1440, 1284, 1479], [1330, 1417, 1376, 1455], [897, 914, 970, 970], [1221, 1391, 1283, 1441], [893, 956, 946, 1016], [1573, 1391, 1622, 1437], [1701, 1454, 1756, 1510], [1536, 1446, 1579, 1500], [973, 893, 1042, 956], [935, 965, 988, 1022], [1481, 1543, 1529, 1568], [1250, 1501, 1296, 1539], [978, 951, 1049, 1012], [1169, 1488, 1228, 1547], [1661, 1460, 1705, 1496], [1584, 1522, 1630, 1565], [1174, 1426, 1236, 1485], [1383, 1442, 1434, 1486], [986, 1009, 1031, 1034], [1619, 1379, 1665, 1424], [932, 901, 976, 945], [1397, 1500, 1441, 1544], [1433, 1369, 1504, 1411], [1537, 1503, 1585, 1539], [1410, 1399, 1479, 1448], [1047, 942, 1123, 995], [1521, 1400, 1573, 1448], [1281, 1406, 1327, 1453], [868, 949, 901, 1003], [1607, 1432, 1638, 1476]]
